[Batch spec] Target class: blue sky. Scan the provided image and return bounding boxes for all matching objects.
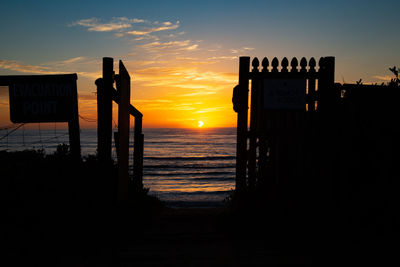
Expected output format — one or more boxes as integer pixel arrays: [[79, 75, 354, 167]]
[[1, 0, 399, 79], [1, 0, 399, 127]]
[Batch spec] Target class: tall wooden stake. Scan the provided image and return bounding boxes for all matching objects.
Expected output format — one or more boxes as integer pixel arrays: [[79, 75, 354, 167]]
[[236, 57, 250, 193], [133, 116, 144, 190], [248, 58, 260, 191], [68, 79, 81, 160], [97, 57, 113, 163], [116, 60, 131, 202]]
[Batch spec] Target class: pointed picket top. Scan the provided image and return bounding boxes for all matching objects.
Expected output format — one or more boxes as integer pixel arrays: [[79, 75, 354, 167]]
[[261, 57, 269, 72], [300, 57, 307, 73], [281, 57, 289, 73], [290, 57, 298, 73], [309, 57, 316, 72], [318, 57, 325, 71], [252, 57, 260, 72], [272, 57, 279, 72]]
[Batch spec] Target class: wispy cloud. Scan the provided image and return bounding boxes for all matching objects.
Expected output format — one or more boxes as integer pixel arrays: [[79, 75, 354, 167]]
[[207, 56, 237, 61], [0, 59, 100, 79], [59, 56, 86, 65], [44, 56, 88, 66], [133, 35, 160, 41], [230, 46, 255, 54], [126, 21, 180, 36], [0, 60, 60, 74], [141, 40, 191, 49], [70, 17, 180, 39], [373, 75, 392, 81], [180, 91, 217, 97], [70, 18, 132, 32], [134, 99, 173, 103], [139, 39, 199, 54], [118, 17, 147, 24], [195, 106, 226, 113]]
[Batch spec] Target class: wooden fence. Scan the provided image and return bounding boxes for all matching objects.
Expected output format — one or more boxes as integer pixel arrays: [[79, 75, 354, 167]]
[[235, 56, 335, 195], [235, 56, 400, 218]]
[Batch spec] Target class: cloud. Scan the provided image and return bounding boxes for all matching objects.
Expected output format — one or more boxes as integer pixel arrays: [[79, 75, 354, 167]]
[[185, 44, 198, 51], [130, 65, 235, 88], [373, 75, 392, 81], [194, 106, 226, 113], [70, 18, 131, 32], [134, 99, 173, 103], [141, 40, 190, 49], [118, 17, 147, 23], [207, 56, 237, 61], [70, 17, 180, 39], [229, 46, 255, 55], [133, 35, 160, 41], [0, 60, 60, 74], [60, 57, 86, 65], [125, 21, 180, 36], [138, 39, 199, 54], [44, 56, 87, 67], [180, 91, 217, 97], [0, 59, 100, 79]]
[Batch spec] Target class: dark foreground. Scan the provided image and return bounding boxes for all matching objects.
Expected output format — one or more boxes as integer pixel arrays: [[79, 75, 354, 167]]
[[2, 149, 399, 266], [4, 206, 313, 266], [113, 207, 313, 266], [5, 204, 399, 266]]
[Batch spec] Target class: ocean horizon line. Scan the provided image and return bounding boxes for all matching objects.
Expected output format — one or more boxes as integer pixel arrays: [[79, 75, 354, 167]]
[[1, 125, 237, 131]]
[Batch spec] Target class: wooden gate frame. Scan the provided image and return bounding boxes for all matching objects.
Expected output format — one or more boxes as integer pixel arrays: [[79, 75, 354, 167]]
[[235, 56, 335, 193], [96, 57, 144, 202]]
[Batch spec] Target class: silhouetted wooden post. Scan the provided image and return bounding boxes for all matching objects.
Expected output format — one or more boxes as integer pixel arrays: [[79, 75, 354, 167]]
[[133, 116, 144, 190], [116, 60, 131, 202], [318, 57, 336, 113], [257, 57, 269, 188], [271, 57, 281, 184], [97, 57, 114, 163], [317, 56, 337, 211], [236, 57, 250, 193], [68, 79, 81, 160], [248, 57, 260, 191]]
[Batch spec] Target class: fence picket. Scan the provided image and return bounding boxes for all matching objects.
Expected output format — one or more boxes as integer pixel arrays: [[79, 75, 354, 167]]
[[272, 57, 279, 73], [290, 57, 298, 73], [300, 57, 307, 73], [281, 57, 289, 73], [262, 57, 269, 73]]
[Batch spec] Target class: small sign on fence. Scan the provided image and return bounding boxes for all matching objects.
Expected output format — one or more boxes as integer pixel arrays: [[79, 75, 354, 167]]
[[263, 79, 306, 110]]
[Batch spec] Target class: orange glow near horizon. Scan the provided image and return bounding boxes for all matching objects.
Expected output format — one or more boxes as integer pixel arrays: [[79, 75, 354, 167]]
[[0, 60, 239, 129], [0, 45, 240, 129]]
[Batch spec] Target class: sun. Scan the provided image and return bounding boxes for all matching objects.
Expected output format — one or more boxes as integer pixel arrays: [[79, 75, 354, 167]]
[[198, 121, 204, 128]]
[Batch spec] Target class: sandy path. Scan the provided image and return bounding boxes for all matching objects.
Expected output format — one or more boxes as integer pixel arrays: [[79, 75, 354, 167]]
[[112, 208, 311, 266]]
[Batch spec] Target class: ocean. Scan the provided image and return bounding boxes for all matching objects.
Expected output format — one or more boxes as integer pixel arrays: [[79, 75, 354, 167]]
[[0, 127, 236, 208]]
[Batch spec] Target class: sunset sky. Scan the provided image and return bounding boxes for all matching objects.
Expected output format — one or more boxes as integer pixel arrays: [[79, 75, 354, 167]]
[[1, 0, 399, 128]]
